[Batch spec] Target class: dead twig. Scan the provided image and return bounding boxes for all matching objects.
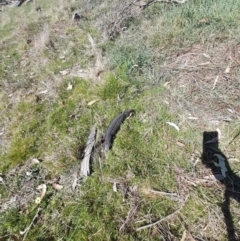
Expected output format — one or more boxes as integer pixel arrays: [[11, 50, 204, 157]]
[[120, 186, 140, 232], [136, 194, 189, 231], [141, 187, 180, 201], [180, 230, 187, 241], [227, 130, 240, 147], [149, 190, 180, 201], [134, 0, 188, 11], [20, 207, 41, 240], [180, 229, 196, 241], [155, 0, 189, 3]]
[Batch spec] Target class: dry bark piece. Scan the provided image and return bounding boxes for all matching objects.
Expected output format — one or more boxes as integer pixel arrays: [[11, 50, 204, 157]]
[[104, 109, 135, 151], [80, 124, 97, 177]]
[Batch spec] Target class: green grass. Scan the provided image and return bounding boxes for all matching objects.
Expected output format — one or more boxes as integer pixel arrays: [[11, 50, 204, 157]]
[[1, 0, 240, 240], [146, 0, 240, 48], [106, 42, 155, 74]]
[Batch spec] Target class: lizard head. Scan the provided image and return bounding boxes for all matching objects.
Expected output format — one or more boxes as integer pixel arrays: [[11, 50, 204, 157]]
[[124, 109, 135, 118]]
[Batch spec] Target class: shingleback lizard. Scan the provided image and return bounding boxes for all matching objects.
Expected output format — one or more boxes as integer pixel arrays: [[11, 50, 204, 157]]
[[103, 109, 135, 151]]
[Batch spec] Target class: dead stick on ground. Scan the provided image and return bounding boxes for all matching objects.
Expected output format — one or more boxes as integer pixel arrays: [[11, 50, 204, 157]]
[[180, 230, 187, 241], [136, 195, 189, 231], [120, 191, 140, 232], [227, 130, 240, 147], [149, 190, 179, 197], [136, 0, 188, 10], [20, 207, 41, 240], [181, 229, 196, 241], [155, 0, 189, 3], [80, 124, 97, 177], [120, 204, 139, 232]]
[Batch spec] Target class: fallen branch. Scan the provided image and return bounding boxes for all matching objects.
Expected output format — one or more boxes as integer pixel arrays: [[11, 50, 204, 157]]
[[136, 194, 189, 231], [80, 124, 97, 177]]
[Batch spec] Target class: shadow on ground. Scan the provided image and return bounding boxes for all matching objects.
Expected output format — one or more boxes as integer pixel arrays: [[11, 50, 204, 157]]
[[202, 131, 240, 241]]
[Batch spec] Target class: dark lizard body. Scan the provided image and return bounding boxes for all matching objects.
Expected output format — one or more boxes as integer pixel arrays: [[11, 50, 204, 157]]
[[104, 109, 135, 151]]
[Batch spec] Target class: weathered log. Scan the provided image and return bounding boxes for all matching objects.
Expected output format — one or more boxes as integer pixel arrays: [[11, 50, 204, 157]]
[[80, 124, 97, 177]]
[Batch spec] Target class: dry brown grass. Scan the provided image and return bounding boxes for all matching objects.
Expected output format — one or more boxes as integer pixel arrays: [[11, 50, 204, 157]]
[[163, 42, 240, 121], [32, 23, 50, 53], [81, 0, 151, 40], [159, 41, 240, 240]]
